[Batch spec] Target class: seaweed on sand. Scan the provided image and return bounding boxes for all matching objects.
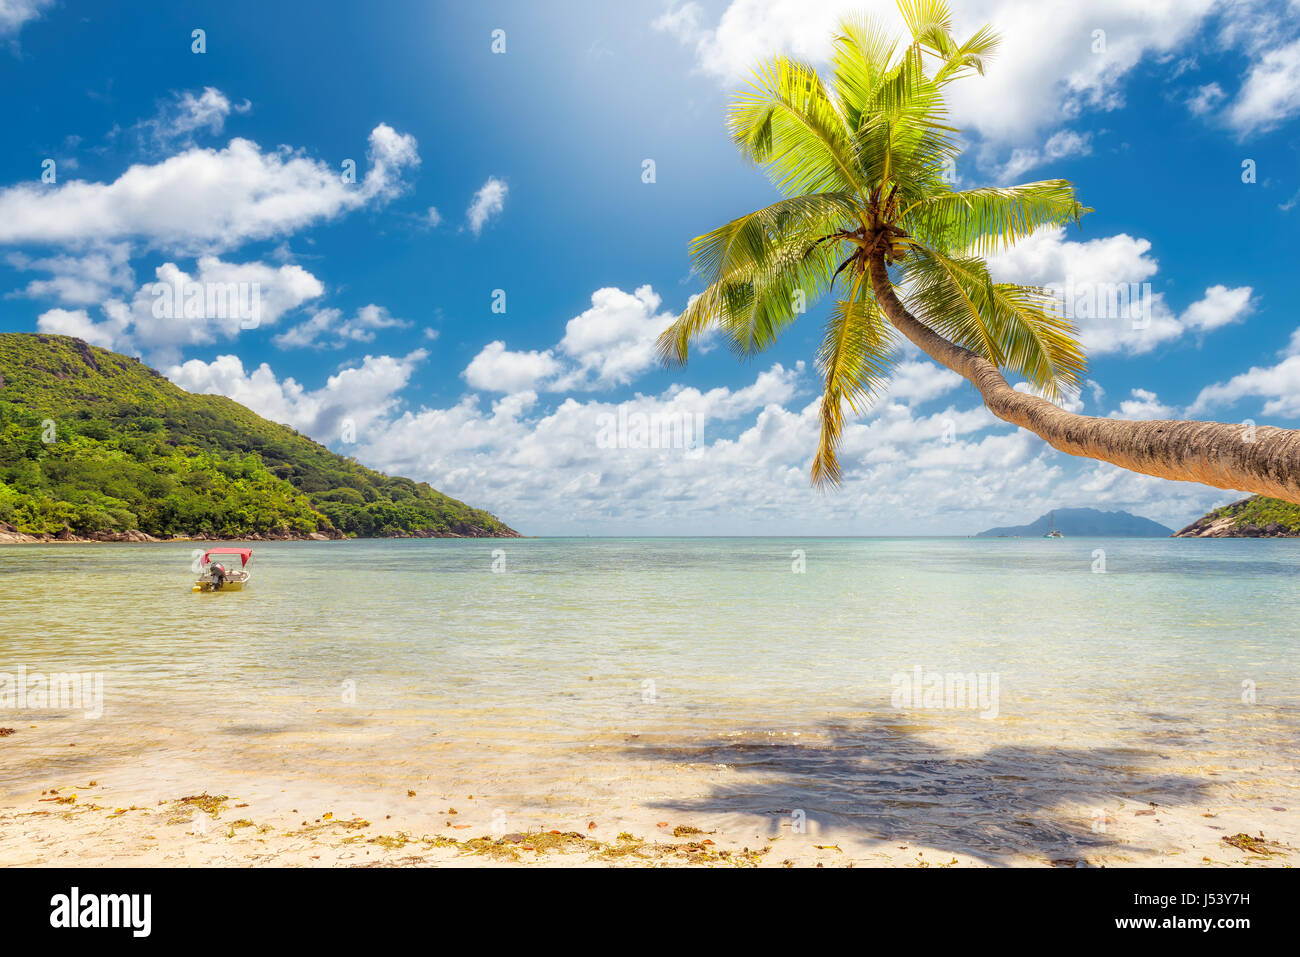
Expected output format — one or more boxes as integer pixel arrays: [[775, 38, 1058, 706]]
[[1222, 833, 1290, 858]]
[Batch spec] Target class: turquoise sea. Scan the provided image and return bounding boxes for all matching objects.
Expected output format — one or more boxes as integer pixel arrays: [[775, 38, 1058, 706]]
[[1, 538, 1297, 862]]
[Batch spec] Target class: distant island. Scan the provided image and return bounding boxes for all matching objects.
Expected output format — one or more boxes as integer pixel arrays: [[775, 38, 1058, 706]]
[[0, 334, 519, 543], [1174, 496, 1300, 538], [976, 507, 1173, 538]]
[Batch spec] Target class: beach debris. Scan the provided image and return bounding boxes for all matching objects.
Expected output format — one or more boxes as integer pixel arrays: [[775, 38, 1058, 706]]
[[672, 825, 703, 837], [177, 793, 229, 817], [0, 728, 15, 736], [407, 790, 416, 797], [369, 832, 412, 850], [1221, 832, 1288, 857]]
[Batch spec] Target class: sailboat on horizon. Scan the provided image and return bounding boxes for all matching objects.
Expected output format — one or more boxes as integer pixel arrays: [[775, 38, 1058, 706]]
[[1044, 511, 1064, 538]]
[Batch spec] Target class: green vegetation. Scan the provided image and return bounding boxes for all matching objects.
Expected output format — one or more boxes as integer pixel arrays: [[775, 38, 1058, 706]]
[[1206, 496, 1300, 533], [0, 333, 517, 539]]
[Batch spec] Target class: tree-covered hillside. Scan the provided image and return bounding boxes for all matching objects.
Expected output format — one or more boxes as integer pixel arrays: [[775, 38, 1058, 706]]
[[0, 334, 518, 539], [1174, 495, 1300, 537]]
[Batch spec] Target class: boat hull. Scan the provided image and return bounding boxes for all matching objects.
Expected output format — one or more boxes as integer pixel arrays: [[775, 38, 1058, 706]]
[[192, 580, 246, 593]]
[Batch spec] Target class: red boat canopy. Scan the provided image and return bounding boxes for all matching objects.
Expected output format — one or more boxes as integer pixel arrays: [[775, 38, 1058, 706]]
[[203, 547, 253, 567]]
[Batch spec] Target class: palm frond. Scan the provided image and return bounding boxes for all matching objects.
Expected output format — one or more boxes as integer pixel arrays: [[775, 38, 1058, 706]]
[[812, 275, 896, 487], [897, 0, 953, 45], [904, 180, 1090, 255], [688, 192, 861, 285], [850, 46, 959, 203], [985, 282, 1085, 397], [901, 246, 1001, 359], [658, 192, 864, 366], [932, 24, 1001, 84], [830, 15, 902, 132], [903, 247, 1084, 397], [729, 57, 864, 196]]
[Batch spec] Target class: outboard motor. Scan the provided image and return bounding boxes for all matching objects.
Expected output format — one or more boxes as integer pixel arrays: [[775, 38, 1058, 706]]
[[210, 562, 227, 588]]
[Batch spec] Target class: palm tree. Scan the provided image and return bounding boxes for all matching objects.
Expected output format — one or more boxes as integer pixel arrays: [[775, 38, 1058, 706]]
[[657, 0, 1300, 503]]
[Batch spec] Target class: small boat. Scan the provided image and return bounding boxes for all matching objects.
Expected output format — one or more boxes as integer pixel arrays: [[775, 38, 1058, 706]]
[[1044, 511, 1063, 538], [193, 547, 254, 592]]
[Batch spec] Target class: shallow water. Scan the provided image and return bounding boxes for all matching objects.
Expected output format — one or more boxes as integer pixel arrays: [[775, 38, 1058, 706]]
[[1, 538, 1297, 861]]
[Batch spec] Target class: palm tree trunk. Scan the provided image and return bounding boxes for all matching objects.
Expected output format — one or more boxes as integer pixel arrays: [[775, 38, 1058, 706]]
[[866, 249, 1300, 505]]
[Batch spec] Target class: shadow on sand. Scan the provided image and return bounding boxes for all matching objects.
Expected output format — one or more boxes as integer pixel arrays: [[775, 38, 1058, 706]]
[[624, 711, 1216, 865]]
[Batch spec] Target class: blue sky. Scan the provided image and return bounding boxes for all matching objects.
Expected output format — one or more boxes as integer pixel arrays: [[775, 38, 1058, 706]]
[[2, 0, 1299, 535]]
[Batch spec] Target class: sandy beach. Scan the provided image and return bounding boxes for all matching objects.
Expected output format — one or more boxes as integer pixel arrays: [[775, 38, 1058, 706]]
[[2, 740, 1295, 867]]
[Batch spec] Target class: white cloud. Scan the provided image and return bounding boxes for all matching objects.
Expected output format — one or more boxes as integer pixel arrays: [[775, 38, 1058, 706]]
[[461, 285, 678, 393], [274, 304, 410, 349], [1108, 388, 1176, 419], [7, 244, 134, 305], [1226, 36, 1300, 134], [35, 307, 127, 350], [0, 124, 418, 254], [466, 177, 508, 236], [654, 0, 1218, 151], [157, 324, 1236, 535], [131, 256, 324, 359], [43, 256, 326, 363], [987, 226, 1252, 355], [1179, 284, 1254, 332], [357, 360, 1070, 534], [885, 359, 964, 406], [1189, 330, 1300, 417], [554, 285, 678, 389], [463, 341, 563, 393], [167, 349, 427, 441], [1187, 81, 1226, 116], [999, 129, 1092, 179], [426, 206, 442, 226], [0, 0, 49, 35], [139, 87, 250, 148]]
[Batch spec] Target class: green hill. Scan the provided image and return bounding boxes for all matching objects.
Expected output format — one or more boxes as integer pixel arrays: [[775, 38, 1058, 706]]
[[1174, 496, 1300, 537], [0, 333, 518, 540]]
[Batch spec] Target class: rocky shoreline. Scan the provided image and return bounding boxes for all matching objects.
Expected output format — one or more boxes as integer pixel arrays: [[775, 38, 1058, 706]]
[[0, 522, 522, 544], [1173, 516, 1299, 538], [1173, 495, 1300, 538]]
